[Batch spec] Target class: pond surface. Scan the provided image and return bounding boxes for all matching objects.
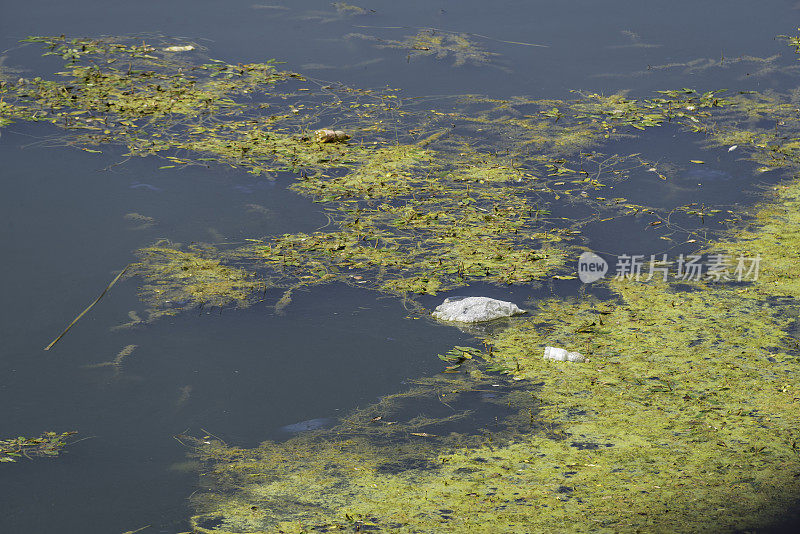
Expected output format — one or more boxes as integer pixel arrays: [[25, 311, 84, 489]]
[[1, 1, 799, 532]]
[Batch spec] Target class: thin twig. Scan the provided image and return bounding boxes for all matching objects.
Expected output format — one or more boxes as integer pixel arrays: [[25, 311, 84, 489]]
[[44, 264, 131, 351]]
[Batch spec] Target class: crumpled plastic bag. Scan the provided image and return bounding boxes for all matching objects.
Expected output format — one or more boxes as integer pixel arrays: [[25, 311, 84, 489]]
[[543, 346, 586, 362], [432, 296, 525, 323], [315, 129, 350, 143]]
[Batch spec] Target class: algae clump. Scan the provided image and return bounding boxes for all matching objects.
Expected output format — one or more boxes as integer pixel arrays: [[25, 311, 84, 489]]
[[1, 431, 78, 463]]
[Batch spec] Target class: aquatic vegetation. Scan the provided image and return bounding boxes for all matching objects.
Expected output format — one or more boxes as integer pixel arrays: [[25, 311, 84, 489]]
[[0, 36, 744, 325], [125, 83, 742, 317], [185, 172, 800, 531], [176, 385, 193, 409], [0, 431, 78, 462], [112, 310, 144, 331], [169, 31, 800, 532], [331, 2, 370, 16], [185, 373, 542, 532], [698, 89, 800, 175], [482, 278, 800, 528], [84, 344, 137, 376], [133, 244, 263, 320], [711, 179, 800, 299], [297, 2, 373, 23], [5, 31, 800, 531], [346, 29, 500, 68], [0, 35, 397, 176], [2, 34, 792, 321], [124, 212, 157, 230], [779, 28, 800, 56], [608, 54, 800, 80]]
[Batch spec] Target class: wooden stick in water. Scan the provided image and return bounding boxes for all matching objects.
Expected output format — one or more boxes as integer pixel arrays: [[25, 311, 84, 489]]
[[43, 264, 131, 351]]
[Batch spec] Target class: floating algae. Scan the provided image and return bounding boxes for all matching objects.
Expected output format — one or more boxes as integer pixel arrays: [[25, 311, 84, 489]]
[[184, 373, 542, 532], [346, 29, 501, 68], [297, 2, 373, 24], [1, 431, 78, 463], [475, 275, 800, 530], [0, 35, 599, 319], [5, 30, 800, 531], [176, 30, 800, 533], [186, 179, 800, 532], [0, 35, 748, 324], [133, 244, 262, 321]]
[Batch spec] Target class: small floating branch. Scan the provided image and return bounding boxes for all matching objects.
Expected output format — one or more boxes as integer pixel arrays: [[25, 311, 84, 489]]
[[43, 264, 131, 351]]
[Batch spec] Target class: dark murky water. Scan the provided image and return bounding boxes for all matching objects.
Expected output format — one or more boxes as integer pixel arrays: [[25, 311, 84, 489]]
[[2, 1, 799, 532]]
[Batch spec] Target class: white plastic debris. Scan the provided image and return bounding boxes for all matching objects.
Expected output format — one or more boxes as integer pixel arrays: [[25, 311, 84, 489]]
[[543, 346, 586, 363], [432, 296, 525, 323], [163, 45, 195, 52], [315, 129, 350, 143], [728, 145, 738, 152]]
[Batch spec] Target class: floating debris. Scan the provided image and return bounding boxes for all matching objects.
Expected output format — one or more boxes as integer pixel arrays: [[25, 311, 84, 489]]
[[542, 346, 586, 363], [314, 129, 349, 143], [163, 45, 195, 52], [44, 264, 131, 350], [432, 296, 525, 323]]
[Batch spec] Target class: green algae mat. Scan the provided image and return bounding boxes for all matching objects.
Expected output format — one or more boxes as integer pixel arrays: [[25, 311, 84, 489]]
[[3, 32, 800, 532]]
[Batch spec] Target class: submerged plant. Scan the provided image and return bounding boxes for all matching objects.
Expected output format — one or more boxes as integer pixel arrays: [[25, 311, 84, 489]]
[[346, 29, 500, 68]]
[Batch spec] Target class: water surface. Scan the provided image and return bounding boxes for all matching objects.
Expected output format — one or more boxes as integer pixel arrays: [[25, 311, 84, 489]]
[[1, 1, 799, 532]]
